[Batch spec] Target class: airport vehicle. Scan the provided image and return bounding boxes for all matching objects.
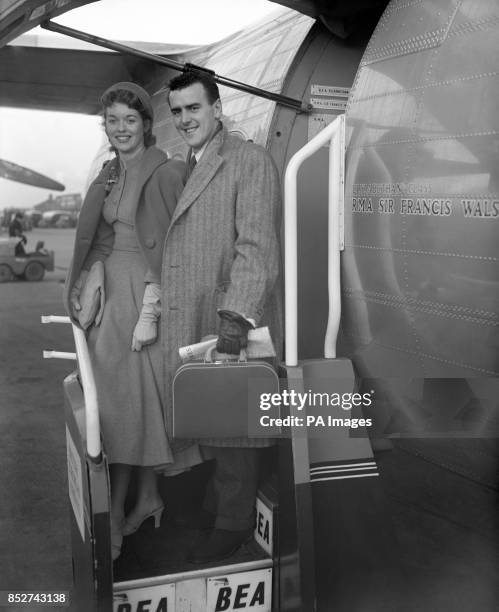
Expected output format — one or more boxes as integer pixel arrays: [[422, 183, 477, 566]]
[[38, 210, 77, 228], [0, 237, 54, 281], [3, 0, 498, 610]]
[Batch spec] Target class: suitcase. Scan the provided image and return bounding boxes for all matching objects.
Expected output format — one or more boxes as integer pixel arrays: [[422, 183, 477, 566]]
[[172, 347, 280, 439]]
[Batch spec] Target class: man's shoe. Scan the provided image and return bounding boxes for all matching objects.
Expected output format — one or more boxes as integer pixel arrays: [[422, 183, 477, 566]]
[[187, 528, 253, 564], [173, 508, 215, 530]]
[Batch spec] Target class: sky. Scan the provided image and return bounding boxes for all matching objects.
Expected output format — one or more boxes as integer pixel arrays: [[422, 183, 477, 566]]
[[0, 0, 282, 211]]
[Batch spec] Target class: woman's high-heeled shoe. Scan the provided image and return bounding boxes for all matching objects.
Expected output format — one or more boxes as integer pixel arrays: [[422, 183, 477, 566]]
[[122, 505, 164, 536], [111, 522, 123, 561]]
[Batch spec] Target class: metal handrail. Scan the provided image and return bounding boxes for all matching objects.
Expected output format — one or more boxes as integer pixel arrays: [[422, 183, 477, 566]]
[[325, 114, 346, 358], [41, 315, 101, 460], [283, 114, 346, 366]]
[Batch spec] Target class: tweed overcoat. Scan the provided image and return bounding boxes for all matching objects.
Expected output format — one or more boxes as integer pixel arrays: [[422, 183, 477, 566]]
[[63, 146, 186, 323], [162, 126, 283, 447]]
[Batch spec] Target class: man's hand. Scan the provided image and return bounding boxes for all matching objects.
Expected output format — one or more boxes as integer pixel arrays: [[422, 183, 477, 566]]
[[216, 310, 254, 355]]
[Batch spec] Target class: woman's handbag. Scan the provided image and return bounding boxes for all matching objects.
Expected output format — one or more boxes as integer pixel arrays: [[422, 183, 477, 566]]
[[78, 260, 105, 330], [172, 347, 279, 439]]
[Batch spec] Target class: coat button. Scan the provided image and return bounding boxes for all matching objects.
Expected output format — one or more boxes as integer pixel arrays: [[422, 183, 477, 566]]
[[145, 238, 156, 248]]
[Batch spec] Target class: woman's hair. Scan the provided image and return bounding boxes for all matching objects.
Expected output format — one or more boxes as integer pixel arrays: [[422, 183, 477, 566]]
[[101, 88, 156, 147]]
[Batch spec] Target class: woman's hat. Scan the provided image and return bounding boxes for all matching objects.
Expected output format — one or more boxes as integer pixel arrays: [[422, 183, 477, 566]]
[[101, 81, 154, 120]]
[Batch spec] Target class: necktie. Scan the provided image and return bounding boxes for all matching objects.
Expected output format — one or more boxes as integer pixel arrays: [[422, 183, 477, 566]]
[[187, 154, 197, 179]]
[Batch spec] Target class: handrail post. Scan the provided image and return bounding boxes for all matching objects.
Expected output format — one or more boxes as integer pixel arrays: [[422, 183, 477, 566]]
[[41, 315, 102, 461], [71, 324, 102, 461], [283, 115, 345, 366], [325, 114, 345, 358]]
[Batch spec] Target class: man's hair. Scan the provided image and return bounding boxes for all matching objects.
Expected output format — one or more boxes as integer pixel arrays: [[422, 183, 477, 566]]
[[168, 71, 220, 105]]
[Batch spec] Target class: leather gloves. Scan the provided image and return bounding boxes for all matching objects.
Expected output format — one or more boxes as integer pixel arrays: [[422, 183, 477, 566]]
[[69, 262, 106, 330], [132, 283, 161, 352], [216, 310, 254, 355]]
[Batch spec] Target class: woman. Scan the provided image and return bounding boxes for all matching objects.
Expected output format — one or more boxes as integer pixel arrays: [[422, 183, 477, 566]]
[[64, 82, 199, 560]]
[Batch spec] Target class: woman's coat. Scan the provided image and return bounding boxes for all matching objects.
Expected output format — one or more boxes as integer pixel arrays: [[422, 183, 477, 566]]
[[63, 146, 186, 321]]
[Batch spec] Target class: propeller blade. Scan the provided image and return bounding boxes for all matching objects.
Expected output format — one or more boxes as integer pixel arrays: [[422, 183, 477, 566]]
[[0, 159, 65, 191]]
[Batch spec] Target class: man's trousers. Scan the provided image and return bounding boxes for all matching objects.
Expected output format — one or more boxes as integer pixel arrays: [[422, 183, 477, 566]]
[[201, 446, 260, 531]]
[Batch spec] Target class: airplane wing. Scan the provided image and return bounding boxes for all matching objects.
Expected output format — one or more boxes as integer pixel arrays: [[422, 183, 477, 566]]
[[0, 158, 65, 190], [0, 0, 97, 46]]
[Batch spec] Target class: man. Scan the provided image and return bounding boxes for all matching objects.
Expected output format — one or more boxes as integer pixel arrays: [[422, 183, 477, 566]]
[[9, 212, 27, 255], [164, 71, 282, 563]]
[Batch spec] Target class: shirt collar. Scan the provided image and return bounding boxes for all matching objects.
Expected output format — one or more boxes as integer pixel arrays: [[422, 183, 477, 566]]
[[192, 121, 223, 162], [193, 141, 208, 163]]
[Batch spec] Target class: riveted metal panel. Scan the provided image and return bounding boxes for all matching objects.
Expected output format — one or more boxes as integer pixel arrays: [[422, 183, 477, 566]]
[[344, 0, 499, 383], [362, 0, 461, 65]]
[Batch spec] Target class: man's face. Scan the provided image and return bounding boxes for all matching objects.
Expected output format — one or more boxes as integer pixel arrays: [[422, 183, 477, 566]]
[[169, 82, 221, 152]]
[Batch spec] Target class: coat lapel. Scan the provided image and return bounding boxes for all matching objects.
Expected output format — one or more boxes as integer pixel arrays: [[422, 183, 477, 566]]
[[137, 147, 168, 192], [75, 156, 119, 242], [126, 146, 169, 220], [171, 127, 226, 224]]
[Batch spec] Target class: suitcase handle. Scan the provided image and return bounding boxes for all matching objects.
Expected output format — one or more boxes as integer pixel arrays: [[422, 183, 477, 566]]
[[204, 346, 248, 363]]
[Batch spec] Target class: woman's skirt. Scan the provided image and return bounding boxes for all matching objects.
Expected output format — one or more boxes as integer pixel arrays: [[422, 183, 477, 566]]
[[87, 243, 172, 466]]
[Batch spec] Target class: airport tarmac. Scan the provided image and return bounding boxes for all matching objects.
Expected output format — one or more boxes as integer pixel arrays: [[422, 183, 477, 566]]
[[0, 228, 75, 610]]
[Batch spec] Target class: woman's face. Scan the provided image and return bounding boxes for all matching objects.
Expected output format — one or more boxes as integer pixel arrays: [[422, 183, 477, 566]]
[[104, 102, 148, 156]]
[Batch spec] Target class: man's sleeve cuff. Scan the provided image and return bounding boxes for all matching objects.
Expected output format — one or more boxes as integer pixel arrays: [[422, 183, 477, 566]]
[[217, 309, 256, 328]]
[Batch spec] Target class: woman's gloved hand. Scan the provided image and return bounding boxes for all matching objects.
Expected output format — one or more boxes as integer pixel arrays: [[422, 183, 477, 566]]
[[69, 270, 89, 318], [216, 310, 254, 355], [132, 283, 161, 351]]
